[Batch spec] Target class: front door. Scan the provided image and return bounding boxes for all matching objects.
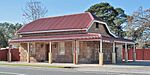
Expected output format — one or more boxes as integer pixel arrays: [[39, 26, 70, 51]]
[[45, 44, 49, 61]]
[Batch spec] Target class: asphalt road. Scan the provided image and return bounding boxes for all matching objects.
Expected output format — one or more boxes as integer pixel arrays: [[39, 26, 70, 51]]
[[0, 65, 149, 75]]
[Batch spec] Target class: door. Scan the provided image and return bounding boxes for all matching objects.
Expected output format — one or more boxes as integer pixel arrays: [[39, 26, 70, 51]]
[[45, 44, 49, 61]]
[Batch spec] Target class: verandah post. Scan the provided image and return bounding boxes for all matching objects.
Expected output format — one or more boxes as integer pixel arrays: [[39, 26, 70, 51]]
[[49, 42, 52, 64], [73, 40, 76, 64], [133, 44, 136, 62], [8, 44, 12, 62], [27, 42, 30, 63], [99, 39, 103, 66], [112, 42, 116, 64], [125, 43, 128, 62]]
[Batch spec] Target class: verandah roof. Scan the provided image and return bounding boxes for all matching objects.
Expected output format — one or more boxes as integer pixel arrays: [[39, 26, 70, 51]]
[[9, 33, 133, 44], [102, 35, 134, 43], [9, 33, 101, 43]]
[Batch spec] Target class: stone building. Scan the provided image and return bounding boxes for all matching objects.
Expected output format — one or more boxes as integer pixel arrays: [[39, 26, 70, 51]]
[[9, 12, 136, 65]]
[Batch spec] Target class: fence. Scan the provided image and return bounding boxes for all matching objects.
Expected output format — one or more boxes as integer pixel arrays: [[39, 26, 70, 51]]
[[0, 48, 20, 61], [122, 49, 150, 60], [0, 49, 8, 61]]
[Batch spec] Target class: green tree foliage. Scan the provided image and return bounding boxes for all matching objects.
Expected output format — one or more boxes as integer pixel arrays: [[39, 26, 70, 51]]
[[86, 2, 127, 37], [0, 22, 22, 47], [126, 7, 150, 48]]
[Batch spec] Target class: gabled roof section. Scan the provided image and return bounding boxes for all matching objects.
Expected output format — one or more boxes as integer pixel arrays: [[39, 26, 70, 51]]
[[17, 12, 94, 34], [88, 20, 117, 38]]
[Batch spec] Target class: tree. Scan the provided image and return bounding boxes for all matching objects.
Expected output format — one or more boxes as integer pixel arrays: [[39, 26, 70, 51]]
[[23, 0, 48, 23], [126, 7, 150, 48], [86, 2, 127, 37], [0, 22, 22, 47]]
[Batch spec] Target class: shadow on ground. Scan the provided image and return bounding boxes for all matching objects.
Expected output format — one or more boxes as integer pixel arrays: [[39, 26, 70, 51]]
[[115, 61, 150, 66]]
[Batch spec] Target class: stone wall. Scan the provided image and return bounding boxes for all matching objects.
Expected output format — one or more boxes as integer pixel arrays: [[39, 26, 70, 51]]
[[19, 42, 47, 62], [116, 45, 123, 63], [19, 43, 27, 62], [102, 42, 113, 63], [19, 41, 115, 64], [78, 41, 99, 64], [51, 41, 114, 64], [34, 43, 47, 62], [78, 41, 113, 64], [52, 41, 73, 63]]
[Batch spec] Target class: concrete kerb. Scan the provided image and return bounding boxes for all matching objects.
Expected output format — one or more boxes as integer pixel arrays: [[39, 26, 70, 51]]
[[0, 62, 101, 68], [0, 61, 150, 68]]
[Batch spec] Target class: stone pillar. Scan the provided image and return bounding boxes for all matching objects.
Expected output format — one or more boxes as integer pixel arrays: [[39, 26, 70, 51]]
[[73, 40, 78, 64], [125, 43, 128, 62], [8, 45, 12, 62], [112, 42, 116, 64], [27, 42, 30, 63], [99, 40, 103, 66], [49, 42, 52, 64], [133, 44, 136, 62]]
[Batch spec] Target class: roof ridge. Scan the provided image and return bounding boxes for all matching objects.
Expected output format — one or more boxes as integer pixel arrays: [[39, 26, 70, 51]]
[[39, 12, 91, 20]]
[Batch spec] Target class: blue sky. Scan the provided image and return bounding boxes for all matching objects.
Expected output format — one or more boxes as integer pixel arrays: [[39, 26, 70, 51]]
[[0, 0, 149, 24]]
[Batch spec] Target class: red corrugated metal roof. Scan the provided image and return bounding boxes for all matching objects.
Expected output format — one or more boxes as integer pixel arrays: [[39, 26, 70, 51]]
[[18, 12, 94, 33], [10, 33, 101, 43], [10, 33, 133, 43]]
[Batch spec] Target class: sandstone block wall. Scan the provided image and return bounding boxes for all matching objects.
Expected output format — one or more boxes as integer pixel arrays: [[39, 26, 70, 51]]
[[102, 42, 113, 63], [52, 41, 73, 63], [19, 41, 116, 64], [19, 42, 47, 62], [78, 41, 99, 64], [116, 45, 123, 63], [19, 43, 27, 62]]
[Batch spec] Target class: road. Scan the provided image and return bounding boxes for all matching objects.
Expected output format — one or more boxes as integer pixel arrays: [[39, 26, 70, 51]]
[[0, 65, 149, 75]]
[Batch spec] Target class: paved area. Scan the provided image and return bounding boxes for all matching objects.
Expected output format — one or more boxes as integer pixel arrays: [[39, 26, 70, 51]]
[[0, 66, 123, 75], [0, 65, 149, 75], [0, 61, 149, 75]]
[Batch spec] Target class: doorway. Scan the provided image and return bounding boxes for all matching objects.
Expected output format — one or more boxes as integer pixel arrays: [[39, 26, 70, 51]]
[[45, 44, 49, 61]]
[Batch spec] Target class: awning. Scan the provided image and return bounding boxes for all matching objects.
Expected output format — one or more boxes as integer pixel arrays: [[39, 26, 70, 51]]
[[9, 33, 101, 43], [102, 35, 134, 43]]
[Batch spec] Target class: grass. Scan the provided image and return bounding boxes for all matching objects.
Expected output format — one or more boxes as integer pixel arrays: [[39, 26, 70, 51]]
[[0, 63, 65, 68]]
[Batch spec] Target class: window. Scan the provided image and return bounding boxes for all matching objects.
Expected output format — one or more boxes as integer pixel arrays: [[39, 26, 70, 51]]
[[96, 22, 99, 28], [58, 42, 65, 55], [30, 43, 36, 56]]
